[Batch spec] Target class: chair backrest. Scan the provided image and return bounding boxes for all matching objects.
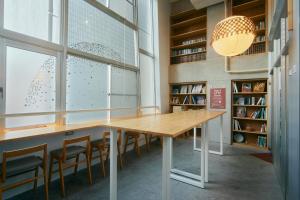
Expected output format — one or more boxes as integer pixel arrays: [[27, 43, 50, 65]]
[[1, 144, 47, 182], [103, 129, 122, 144], [62, 135, 90, 161]]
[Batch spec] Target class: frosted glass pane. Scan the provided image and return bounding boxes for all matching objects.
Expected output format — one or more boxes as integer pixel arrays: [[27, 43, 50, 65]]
[[5, 47, 56, 128], [66, 56, 108, 111], [138, 0, 153, 53], [66, 112, 107, 124], [4, 0, 61, 43], [140, 54, 155, 107], [5, 115, 55, 129], [111, 95, 137, 117], [5, 47, 56, 114], [111, 67, 137, 95], [68, 0, 136, 66], [110, 0, 134, 22]]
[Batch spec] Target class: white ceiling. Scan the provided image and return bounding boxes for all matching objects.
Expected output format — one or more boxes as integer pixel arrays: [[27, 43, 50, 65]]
[[170, 0, 224, 9]]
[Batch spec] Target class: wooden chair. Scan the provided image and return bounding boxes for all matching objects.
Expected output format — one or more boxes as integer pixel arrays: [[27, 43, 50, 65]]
[[90, 130, 123, 177], [123, 131, 149, 159], [49, 136, 92, 197], [0, 144, 48, 200], [149, 135, 163, 148]]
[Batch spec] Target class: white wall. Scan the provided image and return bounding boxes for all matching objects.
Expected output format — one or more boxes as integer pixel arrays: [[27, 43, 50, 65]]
[[154, 0, 170, 113], [169, 2, 268, 144]]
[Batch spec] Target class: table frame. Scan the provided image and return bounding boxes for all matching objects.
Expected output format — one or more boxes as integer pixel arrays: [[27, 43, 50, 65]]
[[193, 115, 224, 155]]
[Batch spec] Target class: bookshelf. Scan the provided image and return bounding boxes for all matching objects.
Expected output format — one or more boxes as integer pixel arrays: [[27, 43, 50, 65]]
[[231, 0, 268, 55], [170, 8, 207, 64], [231, 78, 268, 149], [169, 81, 207, 112]]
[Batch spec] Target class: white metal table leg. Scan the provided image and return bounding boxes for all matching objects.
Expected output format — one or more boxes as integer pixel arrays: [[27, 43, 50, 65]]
[[162, 136, 172, 200], [193, 127, 197, 150], [203, 123, 208, 182], [200, 126, 205, 188], [110, 128, 118, 200], [220, 115, 223, 155]]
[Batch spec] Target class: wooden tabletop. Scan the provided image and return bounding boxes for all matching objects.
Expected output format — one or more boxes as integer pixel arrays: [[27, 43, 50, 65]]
[[102, 110, 225, 137], [0, 110, 225, 143]]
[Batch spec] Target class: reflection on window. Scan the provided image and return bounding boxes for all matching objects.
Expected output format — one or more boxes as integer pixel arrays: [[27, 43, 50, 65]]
[[111, 67, 137, 95], [109, 0, 134, 22], [68, 0, 136, 66], [5, 46, 56, 127], [4, 0, 61, 43], [110, 95, 137, 117], [138, 0, 153, 53], [140, 53, 155, 107], [66, 55, 108, 111]]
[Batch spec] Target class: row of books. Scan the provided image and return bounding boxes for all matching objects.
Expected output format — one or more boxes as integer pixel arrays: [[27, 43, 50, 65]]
[[255, 21, 265, 30], [183, 96, 206, 105], [257, 136, 267, 148], [233, 119, 242, 130], [260, 123, 267, 133], [172, 53, 206, 64], [171, 97, 180, 104], [241, 43, 265, 55], [254, 35, 266, 43], [235, 97, 266, 105], [250, 108, 267, 119], [233, 82, 252, 93], [172, 47, 206, 57], [182, 36, 206, 45], [172, 84, 206, 94]]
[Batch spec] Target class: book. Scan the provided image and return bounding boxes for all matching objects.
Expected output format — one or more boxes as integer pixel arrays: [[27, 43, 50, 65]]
[[242, 83, 252, 93], [183, 96, 189, 104], [236, 107, 247, 117], [233, 82, 238, 93]]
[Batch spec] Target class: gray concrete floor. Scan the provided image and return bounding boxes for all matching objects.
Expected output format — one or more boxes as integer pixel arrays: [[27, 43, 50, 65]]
[[9, 137, 283, 200]]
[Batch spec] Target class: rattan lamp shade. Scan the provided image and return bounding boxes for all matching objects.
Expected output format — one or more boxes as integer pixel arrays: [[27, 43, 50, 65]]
[[211, 16, 256, 56]]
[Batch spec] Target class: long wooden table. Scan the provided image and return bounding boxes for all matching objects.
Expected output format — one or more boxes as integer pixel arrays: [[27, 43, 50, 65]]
[[102, 110, 225, 200], [0, 110, 225, 200]]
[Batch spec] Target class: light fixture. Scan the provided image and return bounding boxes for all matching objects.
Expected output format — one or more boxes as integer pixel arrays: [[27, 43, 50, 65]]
[[211, 16, 256, 57]]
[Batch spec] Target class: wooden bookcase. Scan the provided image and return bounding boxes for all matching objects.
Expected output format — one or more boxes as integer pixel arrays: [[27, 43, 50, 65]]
[[231, 0, 268, 55], [170, 8, 207, 64], [169, 81, 207, 112], [231, 78, 269, 149]]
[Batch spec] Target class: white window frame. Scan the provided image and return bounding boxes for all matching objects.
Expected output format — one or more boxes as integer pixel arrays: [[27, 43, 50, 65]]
[[0, 0, 158, 128]]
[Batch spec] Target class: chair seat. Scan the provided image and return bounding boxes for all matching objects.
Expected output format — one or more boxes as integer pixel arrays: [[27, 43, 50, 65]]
[[0, 156, 42, 178], [91, 139, 106, 149], [51, 146, 86, 159], [126, 132, 140, 137]]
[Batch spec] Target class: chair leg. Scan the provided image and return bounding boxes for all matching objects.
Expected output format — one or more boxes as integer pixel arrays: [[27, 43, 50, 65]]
[[58, 159, 66, 197], [0, 189, 2, 200], [43, 165, 49, 200], [33, 167, 39, 190], [123, 135, 129, 160], [74, 154, 80, 175], [135, 137, 141, 157], [48, 156, 54, 184], [99, 148, 106, 177], [117, 142, 123, 169], [145, 134, 150, 152], [160, 137, 163, 148], [85, 152, 93, 185]]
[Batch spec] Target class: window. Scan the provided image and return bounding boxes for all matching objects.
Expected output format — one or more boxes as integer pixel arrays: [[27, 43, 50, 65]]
[[140, 53, 155, 107], [0, 0, 158, 128], [109, 0, 134, 23], [66, 55, 108, 123], [3, 0, 61, 43], [68, 0, 136, 66], [5, 46, 57, 127], [138, 0, 153, 53]]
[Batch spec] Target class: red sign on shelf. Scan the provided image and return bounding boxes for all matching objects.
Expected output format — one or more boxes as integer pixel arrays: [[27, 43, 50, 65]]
[[210, 88, 226, 109]]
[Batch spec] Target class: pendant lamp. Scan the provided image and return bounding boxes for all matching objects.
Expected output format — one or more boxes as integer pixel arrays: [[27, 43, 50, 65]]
[[211, 16, 256, 56]]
